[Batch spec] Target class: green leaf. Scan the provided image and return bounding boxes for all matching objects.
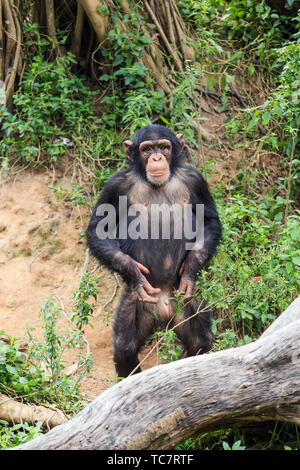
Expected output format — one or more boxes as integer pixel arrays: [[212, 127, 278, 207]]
[[262, 112, 271, 124], [247, 117, 259, 130], [6, 365, 17, 375], [159, 116, 171, 126], [225, 74, 235, 84], [248, 64, 255, 77], [207, 76, 217, 90], [99, 74, 111, 81], [222, 441, 230, 450], [113, 55, 124, 67], [292, 257, 300, 266]]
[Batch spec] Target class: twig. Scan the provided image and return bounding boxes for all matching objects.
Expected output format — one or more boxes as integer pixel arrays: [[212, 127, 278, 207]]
[[28, 248, 47, 272], [284, 136, 296, 227], [103, 273, 121, 310], [54, 294, 90, 357], [195, 87, 222, 103], [79, 247, 90, 283]]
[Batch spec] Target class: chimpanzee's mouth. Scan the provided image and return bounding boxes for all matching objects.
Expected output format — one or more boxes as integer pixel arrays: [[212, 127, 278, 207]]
[[149, 172, 167, 177]]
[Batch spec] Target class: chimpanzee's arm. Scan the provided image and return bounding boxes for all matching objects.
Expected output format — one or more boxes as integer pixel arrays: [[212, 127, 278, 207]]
[[86, 172, 160, 302], [179, 167, 222, 295], [86, 172, 139, 287]]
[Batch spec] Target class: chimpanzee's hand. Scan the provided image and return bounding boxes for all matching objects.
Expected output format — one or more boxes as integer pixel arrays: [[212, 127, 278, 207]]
[[133, 260, 161, 304], [178, 258, 198, 299], [178, 275, 196, 299]]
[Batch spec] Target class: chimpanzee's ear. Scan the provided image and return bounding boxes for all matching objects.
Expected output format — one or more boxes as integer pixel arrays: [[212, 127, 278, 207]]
[[124, 140, 134, 161], [176, 134, 185, 151]]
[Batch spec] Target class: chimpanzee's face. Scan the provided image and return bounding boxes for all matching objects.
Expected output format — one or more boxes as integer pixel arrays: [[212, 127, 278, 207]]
[[124, 125, 185, 186], [139, 139, 172, 186]]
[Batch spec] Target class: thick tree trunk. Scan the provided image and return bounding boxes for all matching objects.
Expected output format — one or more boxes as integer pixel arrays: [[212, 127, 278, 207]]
[[13, 296, 300, 450]]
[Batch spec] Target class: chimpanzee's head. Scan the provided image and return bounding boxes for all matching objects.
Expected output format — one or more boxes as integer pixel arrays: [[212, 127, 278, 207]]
[[124, 125, 185, 186]]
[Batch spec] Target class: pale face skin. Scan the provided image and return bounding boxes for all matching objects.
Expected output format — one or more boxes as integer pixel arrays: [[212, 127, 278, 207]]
[[124, 133, 184, 188], [139, 139, 172, 186]]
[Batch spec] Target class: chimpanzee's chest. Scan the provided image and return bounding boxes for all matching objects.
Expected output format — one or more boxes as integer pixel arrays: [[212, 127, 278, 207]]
[[119, 176, 193, 287], [125, 177, 192, 240], [128, 176, 190, 207]]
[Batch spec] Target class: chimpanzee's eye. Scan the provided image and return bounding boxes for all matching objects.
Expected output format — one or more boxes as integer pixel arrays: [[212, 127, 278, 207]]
[[144, 146, 152, 152]]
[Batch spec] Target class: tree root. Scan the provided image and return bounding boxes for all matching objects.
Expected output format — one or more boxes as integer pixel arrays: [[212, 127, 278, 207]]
[[0, 1, 197, 106], [145, 1, 183, 72], [1, 0, 22, 111], [77, 0, 109, 43], [71, 2, 85, 58], [45, 0, 62, 57]]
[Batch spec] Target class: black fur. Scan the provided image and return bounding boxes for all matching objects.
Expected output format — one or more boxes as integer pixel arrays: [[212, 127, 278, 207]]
[[86, 125, 222, 377]]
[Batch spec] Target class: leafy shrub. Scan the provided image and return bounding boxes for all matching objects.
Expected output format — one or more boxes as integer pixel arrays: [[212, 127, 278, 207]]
[[0, 272, 98, 414], [0, 420, 43, 450], [199, 193, 300, 340], [0, 27, 94, 167]]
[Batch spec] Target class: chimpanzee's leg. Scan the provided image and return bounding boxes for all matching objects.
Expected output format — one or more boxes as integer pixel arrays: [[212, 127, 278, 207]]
[[113, 290, 155, 378], [172, 297, 214, 357]]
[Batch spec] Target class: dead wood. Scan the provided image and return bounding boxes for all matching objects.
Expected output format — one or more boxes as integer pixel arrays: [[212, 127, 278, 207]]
[[13, 295, 300, 450], [0, 394, 68, 430]]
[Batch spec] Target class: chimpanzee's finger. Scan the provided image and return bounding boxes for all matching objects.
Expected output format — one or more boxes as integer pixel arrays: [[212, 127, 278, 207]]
[[179, 277, 195, 299], [134, 261, 149, 274], [179, 277, 187, 294], [137, 287, 159, 304], [142, 279, 161, 295], [178, 261, 185, 276], [184, 283, 194, 299]]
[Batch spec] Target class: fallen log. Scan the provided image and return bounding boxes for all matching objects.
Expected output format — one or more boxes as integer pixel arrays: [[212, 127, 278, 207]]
[[0, 394, 68, 430], [14, 296, 300, 450]]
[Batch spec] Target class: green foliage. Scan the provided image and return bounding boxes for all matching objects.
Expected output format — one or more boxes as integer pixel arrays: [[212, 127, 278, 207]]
[[199, 193, 300, 339], [251, 40, 299, 179], [215, 0, 291, 47], [222, 439, 246, 450], [161, 66, 205, 146], [175, 428, 232, 450], [177, 421, 300, 450], [97, 13, 203, 147], [0, 331, 46, 399], [179, 0, 300, 189], [227, 38, 300, 188], [0, 24, 94, 167], [49, 181, 92, 208], [0, 273, 98, 415], [71, 271, 99, 330], [98, 17, 162, 134], [179, 0, 296, 47], [151, 330, 183, 363], [0, 420, 43, 450]]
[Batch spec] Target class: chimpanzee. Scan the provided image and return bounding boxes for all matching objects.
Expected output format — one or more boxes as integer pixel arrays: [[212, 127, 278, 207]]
[[86, 124, 221, 378]]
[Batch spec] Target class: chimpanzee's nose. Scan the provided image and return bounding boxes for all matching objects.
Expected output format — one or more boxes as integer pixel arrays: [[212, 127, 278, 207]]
[[153, 153, 162, 161]]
